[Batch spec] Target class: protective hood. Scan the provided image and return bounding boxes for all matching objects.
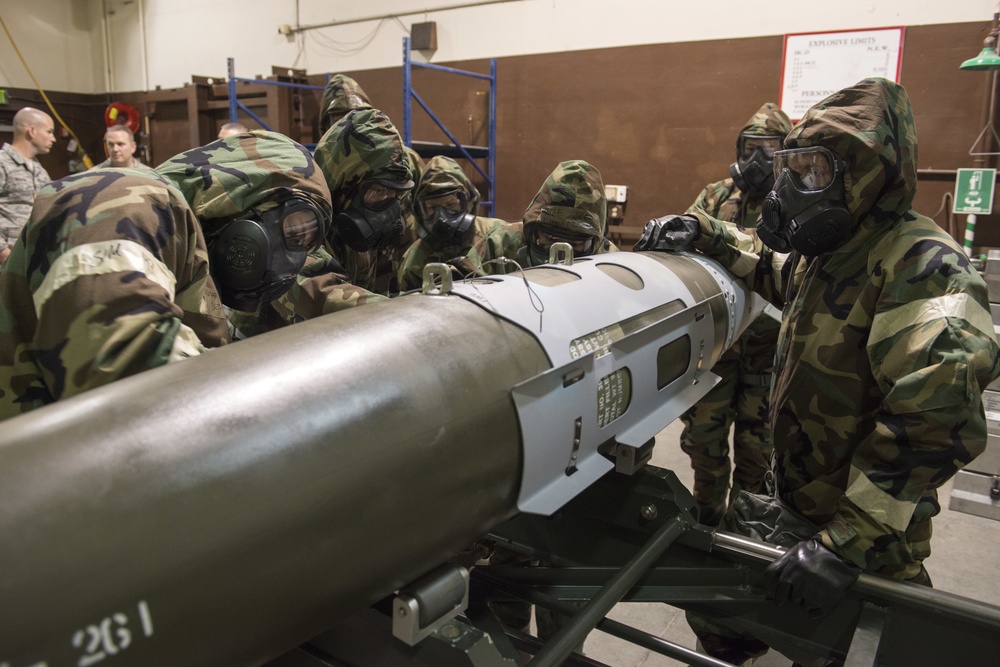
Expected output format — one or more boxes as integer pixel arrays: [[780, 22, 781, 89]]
[[404, 146, 426, 194], [155, 130, 332, 236], [522, 160, 607, 246], [21, 168, 205, 288], [5, 167, 229, 356], [320, 74, 373, 133], [401, 146, 426, 246], [728, 102, 793, 198], [782, 77, 917, 245], [313, 108, 413, 216], [416, 155, 481, 213], [739, 102, 793, 140]]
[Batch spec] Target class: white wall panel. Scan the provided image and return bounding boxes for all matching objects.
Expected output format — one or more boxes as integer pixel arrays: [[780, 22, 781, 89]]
[[0, 0, 105, 93], [0, 0, 998, 93]]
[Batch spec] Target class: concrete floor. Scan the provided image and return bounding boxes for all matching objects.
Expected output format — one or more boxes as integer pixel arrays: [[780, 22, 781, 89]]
[[565, 420, 1000, 667]]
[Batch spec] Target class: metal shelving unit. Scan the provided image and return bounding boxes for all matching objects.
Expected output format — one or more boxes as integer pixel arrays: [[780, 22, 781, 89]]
[[225, 58, 326, 149], [402, 37, 497, 216]]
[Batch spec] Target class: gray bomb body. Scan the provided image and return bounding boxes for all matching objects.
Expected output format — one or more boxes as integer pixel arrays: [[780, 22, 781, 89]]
[[0, 251, 761, 665]]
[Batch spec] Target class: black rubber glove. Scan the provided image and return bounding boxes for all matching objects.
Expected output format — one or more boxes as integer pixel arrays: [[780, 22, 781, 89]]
[[633, 215, 701, 252], [764, 538, 861, 618]]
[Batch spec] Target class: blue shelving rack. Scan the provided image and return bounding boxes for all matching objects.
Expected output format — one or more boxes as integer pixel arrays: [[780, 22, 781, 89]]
[[402, 37, 497, 217], [226, 58, 327, 150]]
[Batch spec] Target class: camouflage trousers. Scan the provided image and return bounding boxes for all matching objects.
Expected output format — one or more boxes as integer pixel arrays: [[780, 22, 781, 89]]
[[679, 324, 776, 515]]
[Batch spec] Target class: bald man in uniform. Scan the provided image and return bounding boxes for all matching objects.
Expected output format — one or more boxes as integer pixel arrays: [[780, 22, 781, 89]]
[[0, 107, 55, 266], [218, 121, 248, 139]]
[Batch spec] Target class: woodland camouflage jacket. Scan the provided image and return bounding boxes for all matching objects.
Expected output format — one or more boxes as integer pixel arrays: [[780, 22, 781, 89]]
[[686, 78, 1000, 578], [0, 168, 228, 420], [686, 102, 793, 231]]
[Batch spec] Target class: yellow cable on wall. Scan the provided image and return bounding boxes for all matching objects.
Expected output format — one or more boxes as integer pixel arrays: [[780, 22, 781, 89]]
[[0, 14, 94, 168]]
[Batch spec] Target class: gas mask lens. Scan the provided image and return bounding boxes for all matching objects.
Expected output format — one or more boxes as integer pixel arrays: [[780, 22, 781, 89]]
[[740, 135, 783, 159], [534, 228, 593, 254], [282, 206, 322, 251], [210, 195, 327, 311], [419, 192, 464, 220], [362, 182, 404, 211], [773, 147, 837, 191]]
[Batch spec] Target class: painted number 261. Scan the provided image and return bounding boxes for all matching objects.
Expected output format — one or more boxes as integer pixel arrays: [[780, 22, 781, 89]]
[[71, 601, 153, 667]]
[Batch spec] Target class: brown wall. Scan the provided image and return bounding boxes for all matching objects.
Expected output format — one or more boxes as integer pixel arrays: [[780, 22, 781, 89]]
[[3, 20, 998, 250], [333, 21, 1000, 250]]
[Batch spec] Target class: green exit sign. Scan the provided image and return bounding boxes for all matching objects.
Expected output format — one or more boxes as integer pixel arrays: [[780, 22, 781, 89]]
[[954, 168, 997, 214]]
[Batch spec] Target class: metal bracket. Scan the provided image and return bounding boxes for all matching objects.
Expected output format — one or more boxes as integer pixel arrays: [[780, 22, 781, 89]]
[[423, 262, 454, 295], [393, 563, 470, 646], [614, 437, 656, 475], [548, 241, 574, 266], [843, 602, 890, 667], [425, 616, 519, 666]]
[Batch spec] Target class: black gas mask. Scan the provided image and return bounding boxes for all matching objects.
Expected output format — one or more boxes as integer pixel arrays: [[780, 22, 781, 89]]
[[335, 180, 410, 252], [759, 146, 852, 257], [417, 189, 475, 250], [729, 134, 784, 197], [210, 194, 327, 311]]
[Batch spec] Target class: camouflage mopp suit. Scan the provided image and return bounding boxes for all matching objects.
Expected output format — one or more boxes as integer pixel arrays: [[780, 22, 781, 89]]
[[681, 78, 1000, 663], [0, 131, 332, 419], [679, 102, 793, 525], [516, 159, 618, 267], [403, 159, 619, 287], [0, 167, 228, 419], [397, 155, 510, 291], [318, 75, 424, 296]]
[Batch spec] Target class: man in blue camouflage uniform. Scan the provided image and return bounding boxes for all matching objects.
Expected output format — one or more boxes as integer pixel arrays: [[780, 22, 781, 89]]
[[680, 103, 792, 527], [0, 108, 55, 266], [0, 131, 332, 419], [637, 78, 1000, 665]]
